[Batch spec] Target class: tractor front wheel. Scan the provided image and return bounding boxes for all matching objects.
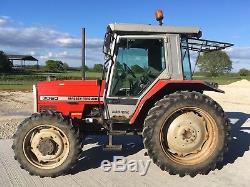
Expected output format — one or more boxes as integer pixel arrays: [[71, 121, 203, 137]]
[[143, 91, 230, 177], [12, 112, 82, 177]]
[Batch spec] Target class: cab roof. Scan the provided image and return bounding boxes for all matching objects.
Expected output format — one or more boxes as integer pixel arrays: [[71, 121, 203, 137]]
[[108, 23, 202, 38]]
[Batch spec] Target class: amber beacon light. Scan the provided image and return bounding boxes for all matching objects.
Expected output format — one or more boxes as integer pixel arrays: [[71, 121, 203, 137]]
[[155, 9, 164, 25]]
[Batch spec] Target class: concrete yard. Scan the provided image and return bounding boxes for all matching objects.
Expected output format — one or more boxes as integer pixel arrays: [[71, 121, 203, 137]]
[[0, 80, 250, 186]]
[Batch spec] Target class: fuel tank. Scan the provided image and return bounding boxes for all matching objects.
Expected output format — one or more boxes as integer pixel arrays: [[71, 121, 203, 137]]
[[36, 80, 105, 119]]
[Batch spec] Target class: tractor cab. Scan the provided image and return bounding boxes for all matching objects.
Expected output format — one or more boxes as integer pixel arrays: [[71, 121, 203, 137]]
[[102, 23, 233, 121]]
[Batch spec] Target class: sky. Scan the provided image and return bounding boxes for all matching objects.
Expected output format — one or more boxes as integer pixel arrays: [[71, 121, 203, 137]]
[[0, 0, 249, 71]]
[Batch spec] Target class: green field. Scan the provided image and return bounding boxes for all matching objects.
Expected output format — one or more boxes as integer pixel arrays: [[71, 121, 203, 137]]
[[193, 74, 250, 85], [0, 71, 250, 91], [0, 71, 102, 91]]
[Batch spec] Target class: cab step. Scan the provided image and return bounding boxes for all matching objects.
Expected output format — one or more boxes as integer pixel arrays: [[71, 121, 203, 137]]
[[108, 130, 126, 135], [103, 144, 123, 151], [103, 134, 123, 151]]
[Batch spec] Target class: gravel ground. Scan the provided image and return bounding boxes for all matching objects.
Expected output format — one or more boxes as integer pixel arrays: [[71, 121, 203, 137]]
[[0, 91, 33, 139], [0, 129, 250, 187], [0, 80, 249, 186], [1, 80, 250, 139]]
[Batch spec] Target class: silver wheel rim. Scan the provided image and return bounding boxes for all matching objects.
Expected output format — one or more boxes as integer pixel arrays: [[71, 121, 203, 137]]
[[23, 125, 70, 169], [160, 107, 218, 165]]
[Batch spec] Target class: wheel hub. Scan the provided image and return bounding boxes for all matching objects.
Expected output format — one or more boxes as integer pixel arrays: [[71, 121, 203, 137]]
[[29, 128, 67, 163], [37, 138, 58, 156], [167, 112, 208, 156], [182, 128, 196, 142]]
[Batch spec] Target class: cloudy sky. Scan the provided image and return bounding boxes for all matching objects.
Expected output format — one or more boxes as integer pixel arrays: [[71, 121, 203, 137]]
[[0, 0, 249, 70]]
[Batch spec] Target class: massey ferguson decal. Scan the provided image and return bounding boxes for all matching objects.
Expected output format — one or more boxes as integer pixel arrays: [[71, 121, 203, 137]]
[[40, 96, 99, 101], [40, 96, 59, 101]]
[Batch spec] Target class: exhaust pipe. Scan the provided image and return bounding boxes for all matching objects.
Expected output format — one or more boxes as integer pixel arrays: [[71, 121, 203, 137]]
[[81, 28, 86, 80]]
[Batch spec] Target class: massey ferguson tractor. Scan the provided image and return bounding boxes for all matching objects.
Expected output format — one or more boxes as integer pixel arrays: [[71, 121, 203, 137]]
[[12, 11, 233, 177]]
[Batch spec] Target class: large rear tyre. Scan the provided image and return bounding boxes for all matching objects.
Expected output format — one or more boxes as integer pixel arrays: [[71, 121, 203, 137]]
[[12, 112, 82, 177], [143, 91, 230, 177]]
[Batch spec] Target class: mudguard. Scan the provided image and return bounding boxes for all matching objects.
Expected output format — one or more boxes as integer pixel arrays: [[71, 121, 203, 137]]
[[129, 80, 224, 124]]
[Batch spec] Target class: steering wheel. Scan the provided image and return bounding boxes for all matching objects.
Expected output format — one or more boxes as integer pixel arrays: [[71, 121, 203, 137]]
[[123, 63, 136, 78], [136, 68, 156, 95]]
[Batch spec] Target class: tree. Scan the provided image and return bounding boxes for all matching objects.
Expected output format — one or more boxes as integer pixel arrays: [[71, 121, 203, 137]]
[[83, 65, 89, 72], [239, 68, 249, 76], [0, 51, 12, 73], [45, 60, 64, 72], [197, 51, 232, 76], [62, 63, 69, 71], [131, 64, 144, 73], [92, 64, 103, 72]]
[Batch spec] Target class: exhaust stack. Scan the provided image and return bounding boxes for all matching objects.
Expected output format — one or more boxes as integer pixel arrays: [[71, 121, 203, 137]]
[[81, 28, 86, 80]]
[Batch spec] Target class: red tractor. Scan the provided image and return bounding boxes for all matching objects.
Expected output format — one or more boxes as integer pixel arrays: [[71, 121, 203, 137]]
[[12, 15, 233, 177]]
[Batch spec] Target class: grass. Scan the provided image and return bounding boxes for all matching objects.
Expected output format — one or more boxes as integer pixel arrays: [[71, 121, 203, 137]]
[[1, 70, 250, 91], [193, 73, 250, 85], [0, 80, 36, 91], [0, 71, 102, 91]]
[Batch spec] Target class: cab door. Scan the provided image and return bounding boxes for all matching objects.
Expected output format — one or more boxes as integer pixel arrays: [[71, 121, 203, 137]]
[[105, 35, 169, 121]]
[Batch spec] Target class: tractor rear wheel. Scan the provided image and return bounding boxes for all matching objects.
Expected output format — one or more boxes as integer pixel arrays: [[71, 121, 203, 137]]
[[143, 91, 230, 177], [12, 112, 82, 177]]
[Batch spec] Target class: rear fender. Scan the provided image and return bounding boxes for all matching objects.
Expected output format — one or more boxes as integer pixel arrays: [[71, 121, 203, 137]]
[[129, 80, 223, 125]]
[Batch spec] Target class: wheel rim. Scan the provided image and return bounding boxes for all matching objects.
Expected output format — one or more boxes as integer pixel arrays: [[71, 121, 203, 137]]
[[23, 125, 70, 169], [160, 107, 218, 165]]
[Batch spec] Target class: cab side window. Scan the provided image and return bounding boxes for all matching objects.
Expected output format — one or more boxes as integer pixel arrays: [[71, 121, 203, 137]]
[[110, 38, 166, 97]]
